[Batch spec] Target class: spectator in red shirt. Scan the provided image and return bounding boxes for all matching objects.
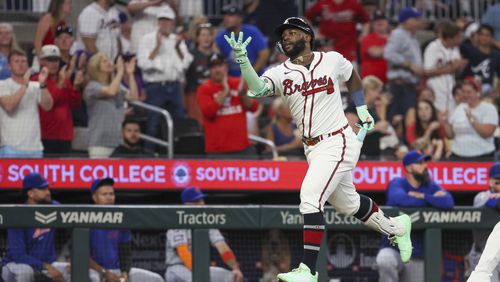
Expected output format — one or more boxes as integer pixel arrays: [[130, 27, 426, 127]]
[[33, 45, 84, 155], [305, 0, 369, 62], [34, 0, 71, 60], [360, 9, 389, 83], [196, 53, 259, 157]]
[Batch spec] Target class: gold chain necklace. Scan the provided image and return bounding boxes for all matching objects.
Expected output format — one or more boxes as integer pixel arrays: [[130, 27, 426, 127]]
[[291, 53, 313, 65]]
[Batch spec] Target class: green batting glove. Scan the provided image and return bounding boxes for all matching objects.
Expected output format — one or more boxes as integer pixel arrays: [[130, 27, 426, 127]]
[[224, 32, 252, 64], [356, 105, 375, 132]]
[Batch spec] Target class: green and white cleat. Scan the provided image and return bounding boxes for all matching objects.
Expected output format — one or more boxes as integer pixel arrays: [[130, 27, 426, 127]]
[[390, 214, 413, 263], [277, 263, 318, 282]]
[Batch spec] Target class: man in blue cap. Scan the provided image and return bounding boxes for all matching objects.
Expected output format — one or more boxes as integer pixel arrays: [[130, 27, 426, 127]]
[[2, 172, 70, 282], [467, 162, 500, 281], [375, 150, 454, 282], [88, 178, 163, 282], [384, 7, 425, 132], [165, 187, 244, 282]]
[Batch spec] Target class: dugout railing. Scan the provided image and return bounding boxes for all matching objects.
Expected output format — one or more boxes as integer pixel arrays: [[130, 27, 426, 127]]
[[0, 205, 497, 282]]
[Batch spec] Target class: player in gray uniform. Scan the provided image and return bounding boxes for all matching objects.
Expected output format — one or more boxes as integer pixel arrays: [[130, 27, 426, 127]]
[[467, 163, 500, 282], [165, 187, 244, 282]]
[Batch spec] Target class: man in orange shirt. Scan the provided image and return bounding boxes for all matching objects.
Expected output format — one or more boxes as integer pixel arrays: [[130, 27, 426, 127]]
[[196, 53, 259, 156]]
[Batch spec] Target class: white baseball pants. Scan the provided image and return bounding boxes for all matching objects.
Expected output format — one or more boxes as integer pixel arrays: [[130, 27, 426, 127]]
[[164, 264, 233, 282], [2, 262, 70, 282], [468, 221, 500, 282], [300, 126, 362, 215]]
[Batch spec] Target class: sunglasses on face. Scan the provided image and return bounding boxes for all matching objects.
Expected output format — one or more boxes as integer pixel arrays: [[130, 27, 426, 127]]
[[56, 26, 73, 35]]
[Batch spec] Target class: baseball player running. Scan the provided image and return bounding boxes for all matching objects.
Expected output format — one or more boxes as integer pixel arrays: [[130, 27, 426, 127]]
[[88, 178, 164, 282], [1, 172, 70, 282], [468, 221, 500, 282], [225, 17, 413, 282], [467, 162, 500, 282], [165, 187, 243, 282]]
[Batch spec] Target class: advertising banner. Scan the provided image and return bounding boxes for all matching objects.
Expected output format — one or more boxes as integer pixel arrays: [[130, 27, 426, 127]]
[[0, 159, 491, 191]]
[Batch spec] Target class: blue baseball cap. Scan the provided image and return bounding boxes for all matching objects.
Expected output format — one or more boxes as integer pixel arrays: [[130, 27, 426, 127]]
[[90, 178, 115, 194], [399, 7, 422, 23], [22, 172, 49, 190], [181, 187, 206, 203], [490, 163, 500, 179], [403, 150, 431, 167]]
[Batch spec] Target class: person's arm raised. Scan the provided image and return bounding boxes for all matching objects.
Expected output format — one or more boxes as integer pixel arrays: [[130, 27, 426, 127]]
[[224, 32, 268, 98]]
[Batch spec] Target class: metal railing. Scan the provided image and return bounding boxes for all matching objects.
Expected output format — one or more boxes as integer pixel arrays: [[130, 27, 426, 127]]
[[249, 134, 279, 159], [127, 100, 174, 159]]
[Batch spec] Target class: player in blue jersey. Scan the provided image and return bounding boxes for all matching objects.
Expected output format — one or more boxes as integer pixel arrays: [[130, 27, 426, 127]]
[[375, 150, 455, 282], [88, 178, 164, 282], [1, 172, 70, 282]]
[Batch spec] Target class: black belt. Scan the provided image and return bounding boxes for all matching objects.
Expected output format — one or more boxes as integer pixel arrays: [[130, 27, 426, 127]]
[[147, 81, 178, 86], [302, 124, 349, 146]]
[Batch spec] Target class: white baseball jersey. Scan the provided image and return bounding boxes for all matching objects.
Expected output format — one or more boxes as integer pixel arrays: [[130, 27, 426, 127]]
[[259, 51, 353, 139], [423, 38, 461, 112], [77, 2, 121, 60]]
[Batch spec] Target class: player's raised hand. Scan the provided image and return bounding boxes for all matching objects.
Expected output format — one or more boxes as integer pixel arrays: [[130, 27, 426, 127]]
[[356, 105, 375, 132], [224, 32, 252, 63]]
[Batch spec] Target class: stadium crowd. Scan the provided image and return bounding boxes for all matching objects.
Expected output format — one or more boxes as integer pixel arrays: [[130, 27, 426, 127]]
[[0, 1, 499, 281], [0, 0, 498, 161]]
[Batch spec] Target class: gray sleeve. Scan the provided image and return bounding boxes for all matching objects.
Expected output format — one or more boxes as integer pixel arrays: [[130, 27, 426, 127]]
[[83, 81, 104, 101], [167, 229, 189, 247], [473, 191, 490, 207], [384, 30, 407, 65], [209, 229, 225, 245]]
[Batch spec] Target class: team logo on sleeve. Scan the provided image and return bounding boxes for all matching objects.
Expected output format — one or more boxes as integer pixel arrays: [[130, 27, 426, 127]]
[[283, 75, 334, 96]]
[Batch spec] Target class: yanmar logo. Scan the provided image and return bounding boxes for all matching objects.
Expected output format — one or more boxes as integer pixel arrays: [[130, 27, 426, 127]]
[[35, 211, 57, 224], [422, 210, 481, 223], [34, 211, 124, 224], [60, 211, 123, 224], [400, 210, 482, 224]]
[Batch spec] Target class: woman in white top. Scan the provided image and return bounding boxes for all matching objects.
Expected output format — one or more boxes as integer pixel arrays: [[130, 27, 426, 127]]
[[445, 78, 498, 160]]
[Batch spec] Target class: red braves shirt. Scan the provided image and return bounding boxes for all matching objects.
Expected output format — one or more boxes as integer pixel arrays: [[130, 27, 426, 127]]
[[196, 77, 259, 153], [305, 0, 369, 61], [360, 33, 388, 83], [32, 74, 81, 141]]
